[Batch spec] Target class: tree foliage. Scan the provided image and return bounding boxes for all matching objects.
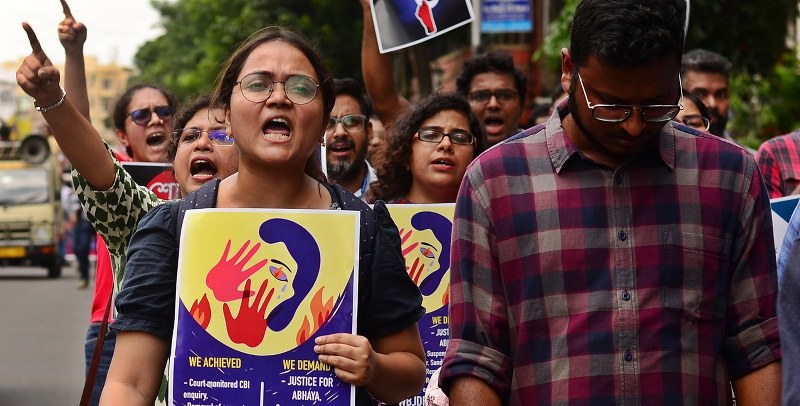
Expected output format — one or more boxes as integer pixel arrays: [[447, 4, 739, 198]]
[[133, 0, 364, 101], [729, 52, 800, 147]]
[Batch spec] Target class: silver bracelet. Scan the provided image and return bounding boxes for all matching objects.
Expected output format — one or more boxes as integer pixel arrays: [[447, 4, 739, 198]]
[[34, 88, 67, 113]]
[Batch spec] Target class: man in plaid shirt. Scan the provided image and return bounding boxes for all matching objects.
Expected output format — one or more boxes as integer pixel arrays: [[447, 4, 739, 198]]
[[756, 131, 800, 198], [440, 0, 781, 404]]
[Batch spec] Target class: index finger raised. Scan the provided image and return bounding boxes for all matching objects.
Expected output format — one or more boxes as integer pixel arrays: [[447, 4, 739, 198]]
[[22, 23, 49, 64], [60, 0, 73, 18]]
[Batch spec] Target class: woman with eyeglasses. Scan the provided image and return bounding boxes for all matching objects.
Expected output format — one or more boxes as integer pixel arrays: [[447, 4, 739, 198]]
[[100, 26, 425, 405], [366, 92, 488, 204], [673, 90, 712, 132]]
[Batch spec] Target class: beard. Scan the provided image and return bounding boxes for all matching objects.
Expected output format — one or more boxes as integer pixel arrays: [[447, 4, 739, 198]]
[[708, 111, 728, 137], [327, 150, 367, 182]]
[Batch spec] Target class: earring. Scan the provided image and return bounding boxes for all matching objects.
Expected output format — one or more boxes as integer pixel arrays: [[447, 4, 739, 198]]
[[321, 139, 326, 147]]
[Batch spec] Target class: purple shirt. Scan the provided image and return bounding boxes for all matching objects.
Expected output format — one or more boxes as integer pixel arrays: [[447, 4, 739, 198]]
[[441, 106, 780, 405]]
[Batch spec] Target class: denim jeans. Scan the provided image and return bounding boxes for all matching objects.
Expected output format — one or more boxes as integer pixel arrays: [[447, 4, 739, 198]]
[[84, 322, 116, 406]]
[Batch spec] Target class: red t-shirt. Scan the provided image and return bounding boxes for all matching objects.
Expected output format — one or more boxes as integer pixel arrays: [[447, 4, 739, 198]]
[[89, 150, 130, 323]]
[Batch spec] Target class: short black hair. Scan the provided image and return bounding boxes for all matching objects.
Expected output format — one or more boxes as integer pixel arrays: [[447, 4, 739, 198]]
[[455, 49, 528, 106], [681, 49, 732, 80], [333, 78, 373, 118], [570, 0, 686, 69]]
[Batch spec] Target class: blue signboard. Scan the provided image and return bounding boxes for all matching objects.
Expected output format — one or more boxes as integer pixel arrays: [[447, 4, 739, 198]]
[[481, 0, 532, 33]]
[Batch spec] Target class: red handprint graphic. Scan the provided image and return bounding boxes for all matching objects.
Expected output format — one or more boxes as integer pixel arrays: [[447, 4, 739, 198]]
[[399, 227, 426, 285], [207, 240, 268, 302], [223, 278, 274, 347]]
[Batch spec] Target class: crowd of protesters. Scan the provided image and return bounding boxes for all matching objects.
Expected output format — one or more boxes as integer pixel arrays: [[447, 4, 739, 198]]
[[14, 0, 800, 404]]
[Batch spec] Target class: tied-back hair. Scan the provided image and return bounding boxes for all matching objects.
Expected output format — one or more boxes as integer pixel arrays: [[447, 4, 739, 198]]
[[455, 49, 528, 106], [112, 84, 177, 131], [366, 92, 488, 203], [210, 26, 335, 184], [570, 0, 687, 69], [112, 84, 177, 158]]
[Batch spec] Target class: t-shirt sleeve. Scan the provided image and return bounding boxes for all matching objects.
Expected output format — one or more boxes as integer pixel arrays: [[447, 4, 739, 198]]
[[111, 202, 179, 343], [360, 201, 425, 339]]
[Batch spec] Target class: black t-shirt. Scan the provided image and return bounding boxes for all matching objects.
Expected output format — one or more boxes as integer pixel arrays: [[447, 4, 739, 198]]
[[113, 181, 424, 404]]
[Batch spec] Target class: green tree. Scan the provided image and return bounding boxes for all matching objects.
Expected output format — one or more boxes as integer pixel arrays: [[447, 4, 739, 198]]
[[132, 0, 364, 101]]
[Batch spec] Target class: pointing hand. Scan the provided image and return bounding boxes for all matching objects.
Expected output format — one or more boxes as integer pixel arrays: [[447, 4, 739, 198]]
[[16, 23, 63, 107]]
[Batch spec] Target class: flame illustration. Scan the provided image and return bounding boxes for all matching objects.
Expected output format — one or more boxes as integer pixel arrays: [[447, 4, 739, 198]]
[[442, 286, 449, 306], [296, 287, 335, 345], [190, 294, 211, 329]]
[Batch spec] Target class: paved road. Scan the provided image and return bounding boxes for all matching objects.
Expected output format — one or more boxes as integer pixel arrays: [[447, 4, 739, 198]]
[[0, 262, 93, 406]]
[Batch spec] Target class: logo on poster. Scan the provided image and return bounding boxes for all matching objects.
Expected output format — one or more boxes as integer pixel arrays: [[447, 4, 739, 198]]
[[415, 0, 439, 34], [147, 169, 180, 199]]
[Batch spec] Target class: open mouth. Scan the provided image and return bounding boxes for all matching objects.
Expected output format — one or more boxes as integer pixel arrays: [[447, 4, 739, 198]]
[[431, 157, 455, 167], [329, 141, 354, 155], [190, 157, 218, 179], [484, 117, 505, 133], [263, 118, 290, 141], [146, 132, 167, 146]]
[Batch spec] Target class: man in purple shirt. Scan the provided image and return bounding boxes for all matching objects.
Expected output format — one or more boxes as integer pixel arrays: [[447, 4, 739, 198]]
[[441, 0, 781, 405]]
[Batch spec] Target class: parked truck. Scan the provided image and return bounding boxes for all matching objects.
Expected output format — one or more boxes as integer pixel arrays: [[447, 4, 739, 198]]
[[0, 135, 63, 277]]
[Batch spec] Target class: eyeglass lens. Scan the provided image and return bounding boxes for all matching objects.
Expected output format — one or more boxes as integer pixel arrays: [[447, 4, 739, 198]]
[[327, 115, 366, 133], [129, 106, 173, 126], [469, 89, 518, 104], [417, 128, 474, 145], [592, 105, 681, 123], [237, 73, 319, 105], [175, 128, 234, 145]]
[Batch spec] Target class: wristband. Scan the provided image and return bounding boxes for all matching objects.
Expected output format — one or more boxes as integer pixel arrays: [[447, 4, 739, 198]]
[[34, 88, 67, 113]]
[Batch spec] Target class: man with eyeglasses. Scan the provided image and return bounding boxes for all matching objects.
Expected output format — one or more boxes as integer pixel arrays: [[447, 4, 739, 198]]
[[441, 0, 780, 405], [455, 50, 527, 146], [325, 78, 376, 201]]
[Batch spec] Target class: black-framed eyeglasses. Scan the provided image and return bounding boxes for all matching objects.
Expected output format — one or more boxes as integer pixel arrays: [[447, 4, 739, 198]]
[[235, 72, 319, 105], [127, 106, 174, 127], [676, 114, 710, 131], [577, 72, 684, 123], [415, 127, 475, 146], [468, 89, 519, 105], [326, 115, 367, 134], [173, 128, 234, 145]]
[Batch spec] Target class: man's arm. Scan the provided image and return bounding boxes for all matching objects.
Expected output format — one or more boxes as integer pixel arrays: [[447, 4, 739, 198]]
[[448, 376, 501, 406], [359, 0, 411, 127], [732, 362, 781, 406]]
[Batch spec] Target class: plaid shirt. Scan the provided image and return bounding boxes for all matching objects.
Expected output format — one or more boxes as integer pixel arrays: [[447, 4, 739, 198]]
[[441, 105, 780, 405], [756, 131, 800, 198]]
